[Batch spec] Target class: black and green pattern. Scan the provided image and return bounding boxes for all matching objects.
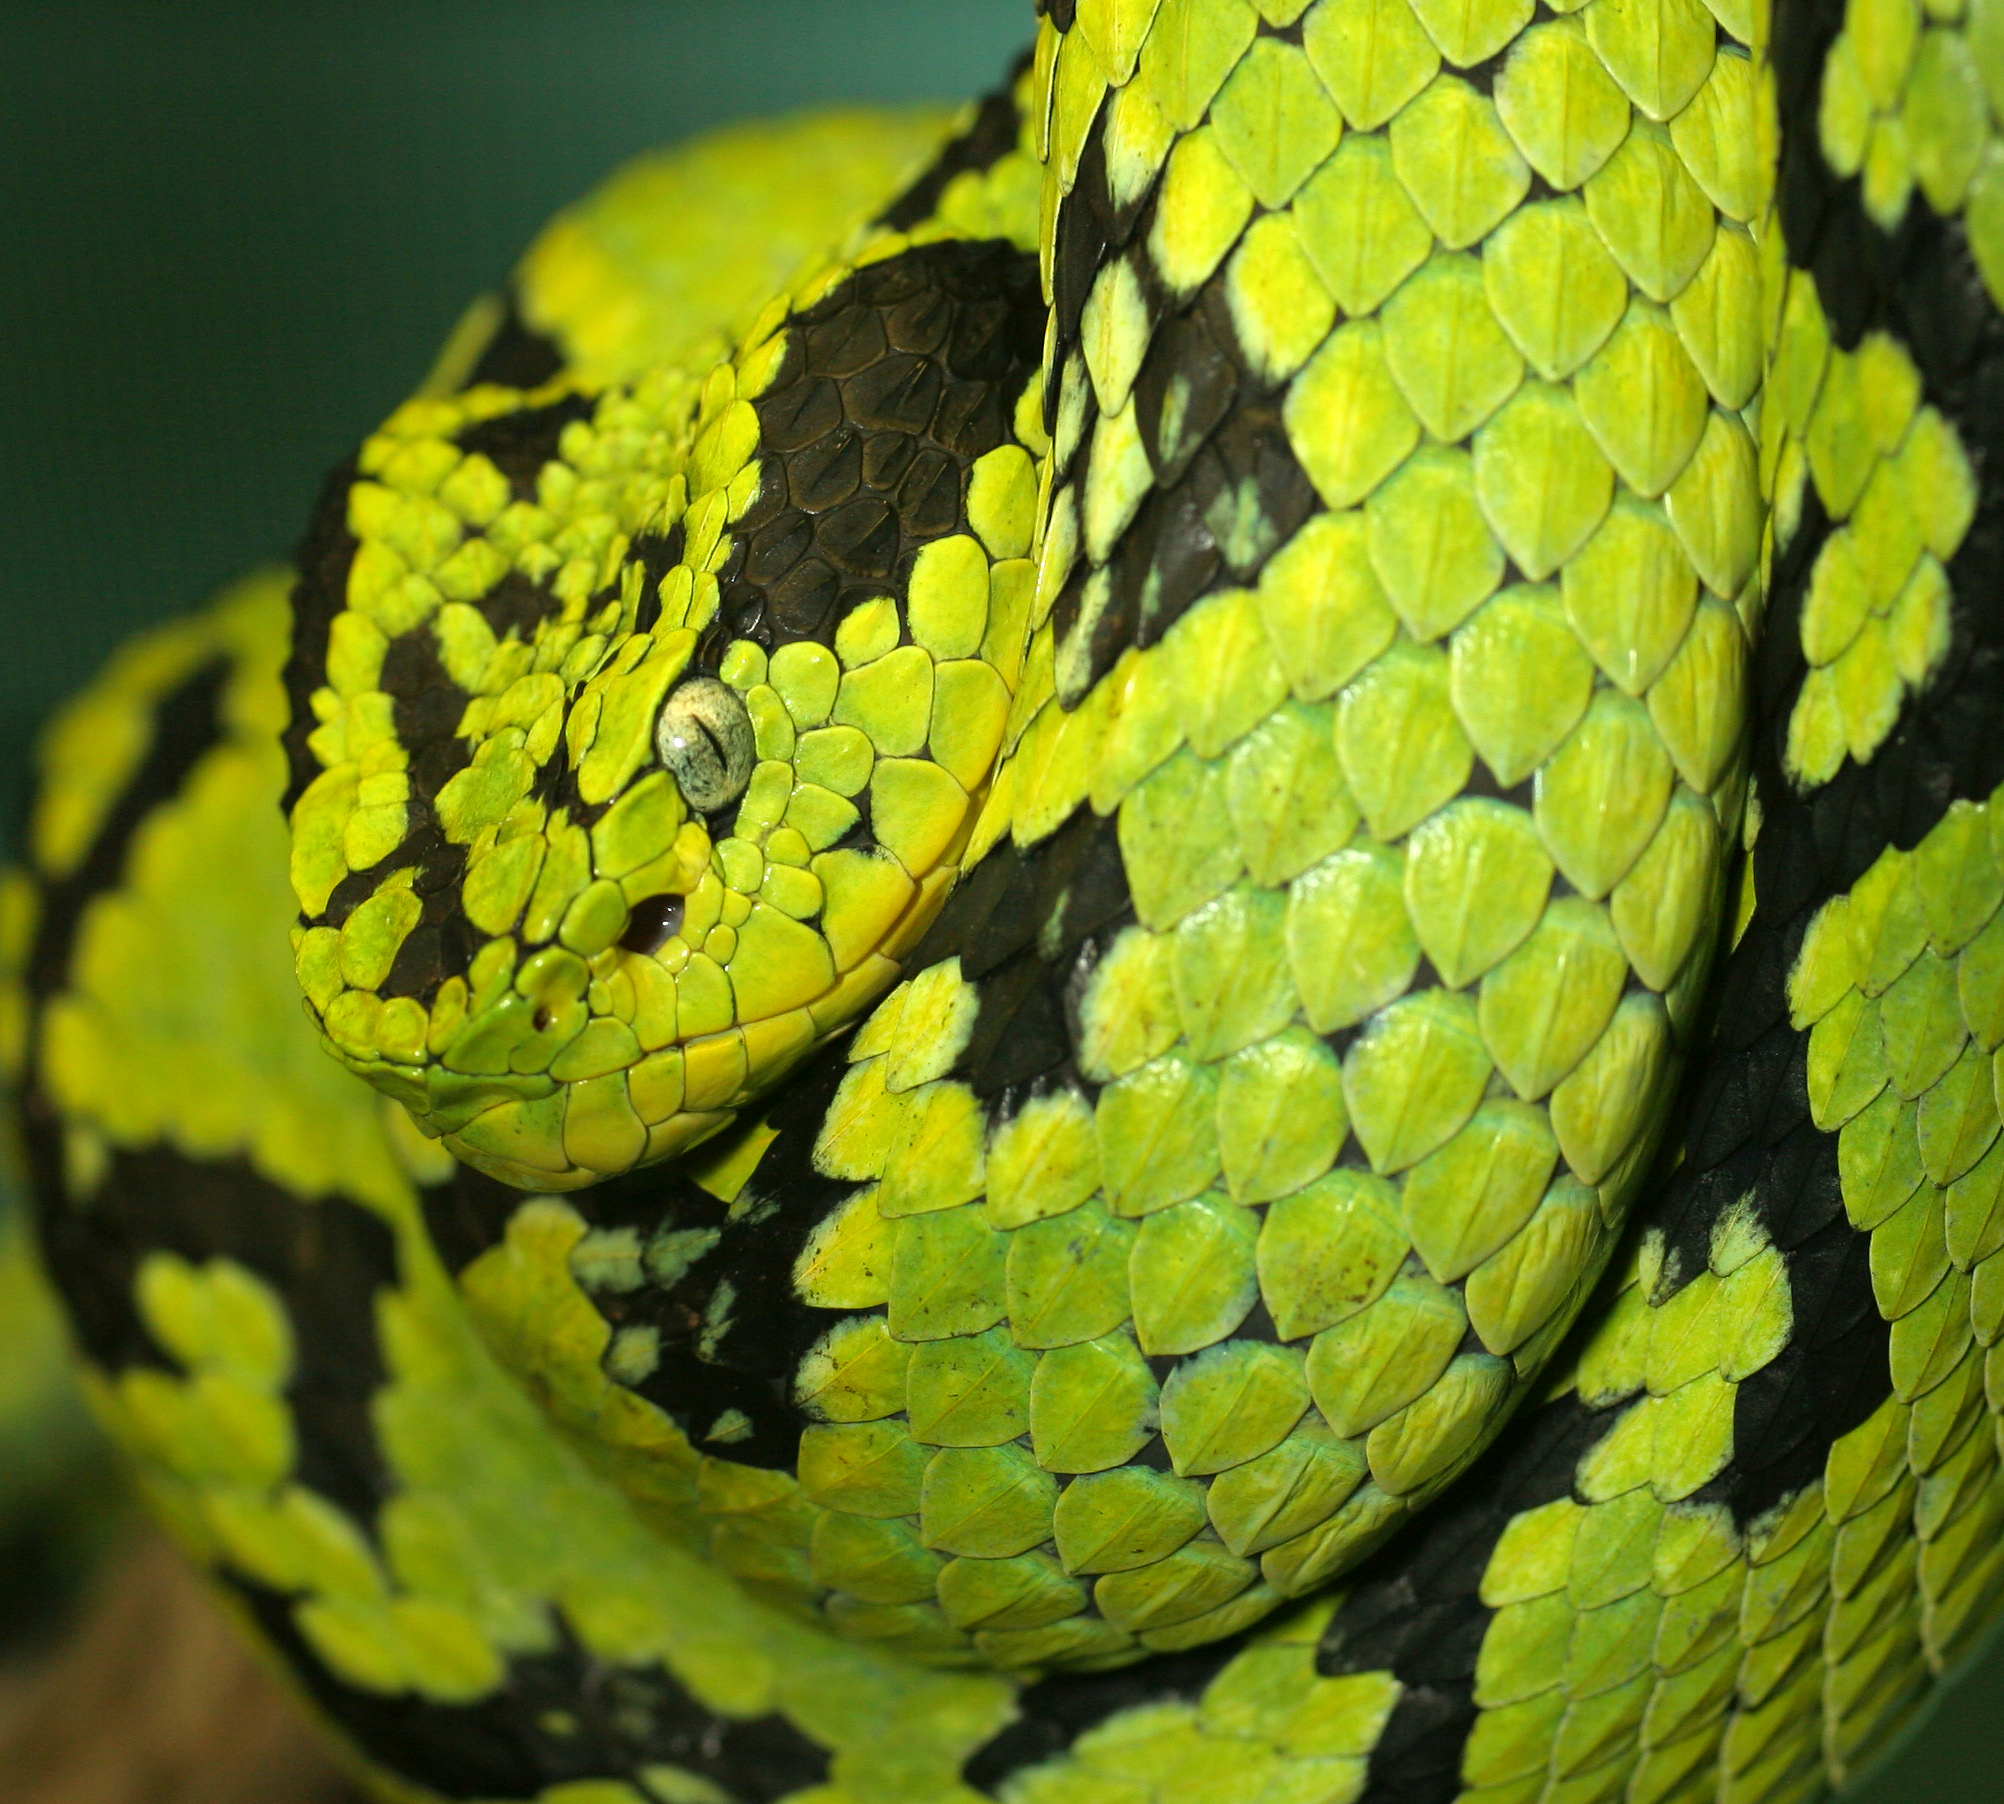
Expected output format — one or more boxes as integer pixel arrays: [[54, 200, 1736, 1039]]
[[5, 0, 2004, 1799]]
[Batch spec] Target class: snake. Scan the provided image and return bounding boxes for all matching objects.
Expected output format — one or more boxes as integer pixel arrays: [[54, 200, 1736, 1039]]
[[4, 0, 2001, 1798]]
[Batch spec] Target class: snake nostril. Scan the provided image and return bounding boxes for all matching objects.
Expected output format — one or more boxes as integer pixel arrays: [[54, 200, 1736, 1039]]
[[620, 891, 687, 955], [532, 1006, 553, 1033]]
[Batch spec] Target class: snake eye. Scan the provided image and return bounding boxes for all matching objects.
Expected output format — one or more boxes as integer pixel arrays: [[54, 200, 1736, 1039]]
[[655, 676, 756, 813]]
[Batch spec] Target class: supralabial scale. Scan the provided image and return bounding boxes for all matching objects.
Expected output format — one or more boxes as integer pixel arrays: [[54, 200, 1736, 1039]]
[[6, 0, 2004, 1800]]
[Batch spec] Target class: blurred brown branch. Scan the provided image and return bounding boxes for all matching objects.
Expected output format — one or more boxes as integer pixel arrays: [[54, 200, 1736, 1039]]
[[0, 1526, 370, 1804]]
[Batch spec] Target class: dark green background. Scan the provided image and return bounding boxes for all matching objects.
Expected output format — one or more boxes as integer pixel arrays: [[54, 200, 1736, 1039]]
[[0, 0, 1027, 847], [1, 4, 1998, 1796]]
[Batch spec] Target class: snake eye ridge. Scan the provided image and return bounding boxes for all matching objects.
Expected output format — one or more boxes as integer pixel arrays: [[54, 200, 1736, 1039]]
[[655, 676, 755, 813]]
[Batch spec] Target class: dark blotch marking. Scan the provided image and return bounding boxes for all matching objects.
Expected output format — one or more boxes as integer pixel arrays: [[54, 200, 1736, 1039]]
[[281, 457, 363, 816], [478, 570, 566, 644], [25, 1126, 397, 1530], [306, 617, 476, 1003], [460, 291, 566, 391], [1673, 0, 2004, 1529], [1069, 112, 1131, 263], [710, 236, 1043, 654], [1319, 1399, 1613, 1804], [312, 817, 476, 1009], [908, 806, 1139, 1160], [1051, 150, 1106, 386], [963, 955, 1073, 1095], [225, 1579, 832, 1804], [283, 378, 624, 1007], [963, 1641, 1243, 1795], [879, 60, 1030, 233], [629, 524, 686, 636], [424, 1042, 871, 1472], [455, 394, 599, 502], [1047, 131, 1318, 700], [380, 625, 474, 808], [26, 657, 228, 1007], [1134, 305, 1239, 489], [284, 384, 589, 824]]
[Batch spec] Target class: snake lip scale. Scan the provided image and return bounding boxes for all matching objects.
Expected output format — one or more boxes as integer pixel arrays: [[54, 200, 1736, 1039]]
[[5, 1, 2004, 1801]]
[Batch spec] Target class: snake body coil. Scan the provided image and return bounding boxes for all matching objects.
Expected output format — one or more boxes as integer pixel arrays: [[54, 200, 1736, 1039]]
[[5, 1, 2003, 1799]]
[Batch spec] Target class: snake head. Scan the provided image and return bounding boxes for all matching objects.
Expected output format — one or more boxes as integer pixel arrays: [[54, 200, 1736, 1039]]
[[283, 234, 1046, 1190]]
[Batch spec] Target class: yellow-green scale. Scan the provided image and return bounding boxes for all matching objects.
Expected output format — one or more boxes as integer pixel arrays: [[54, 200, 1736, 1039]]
[[982, 716, 2004, 1796], [443, 0, 1780, 1677], [287, 79, 1051, 1193], [12, 571, 1043, 1804], [902, 0, 2004, 1794], [762, 0, 1764, 1670], [18, 0, 2004, 1792]]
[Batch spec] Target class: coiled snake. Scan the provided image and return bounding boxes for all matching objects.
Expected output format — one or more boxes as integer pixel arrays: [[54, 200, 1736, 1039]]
[[5, 0, 2003, 1799]]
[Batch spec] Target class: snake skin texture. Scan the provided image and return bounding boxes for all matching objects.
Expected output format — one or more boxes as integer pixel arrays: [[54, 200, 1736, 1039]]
[[4, 0, 2004, 1799]]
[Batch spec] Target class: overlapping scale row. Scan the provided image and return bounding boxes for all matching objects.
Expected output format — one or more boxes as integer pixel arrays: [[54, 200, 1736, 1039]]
[[982, 1601, 1404, 1804], [1303, 7, 2004, 1800], [965, 0, 2004, 1783], [1418, 934, 2004, 1804], [1769, 260, 1976, 786], [1780, 782, 2004, 1671], [557, 934, 1671, 1675], [975, 1198, 1804, 1804], [283, 104, 1048, 1193], [1771, 0, 1990, 796], [1815, 0, 2004, 244], [1439, 1253, 1869, 1804], [776, 0, 1765, 1668], [1318, 1222, 1957, 1804], [979, 904, 1998, 1804], [625, 0, 1775, 1671]]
